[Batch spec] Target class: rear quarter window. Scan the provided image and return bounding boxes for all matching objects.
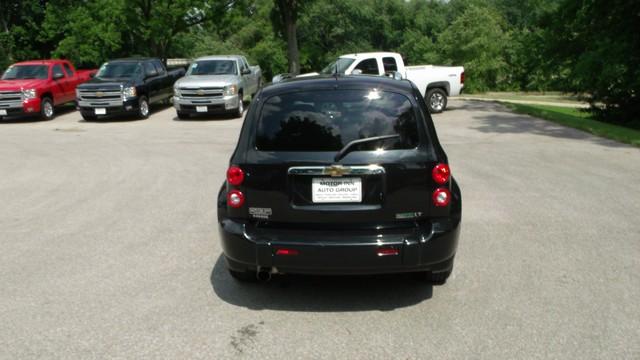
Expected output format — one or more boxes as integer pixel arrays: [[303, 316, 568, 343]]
[[256, 89, 420, 151]]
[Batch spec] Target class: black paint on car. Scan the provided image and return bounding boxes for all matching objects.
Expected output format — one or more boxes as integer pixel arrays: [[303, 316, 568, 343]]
[[217, 75, 461, 284]]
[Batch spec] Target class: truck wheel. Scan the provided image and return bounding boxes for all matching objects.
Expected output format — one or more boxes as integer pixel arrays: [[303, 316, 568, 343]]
[[177, 111, 189, 120], [234, 93, 244, 118], [426, 88, 447, 113], [40, 97, 55, 120], [138, 96, 150, 119]]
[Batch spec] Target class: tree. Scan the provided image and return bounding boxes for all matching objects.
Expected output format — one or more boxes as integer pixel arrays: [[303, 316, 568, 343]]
[[545, 0, 640, 124], [438, 5, 510, 92], [273, 0, 302, 74]]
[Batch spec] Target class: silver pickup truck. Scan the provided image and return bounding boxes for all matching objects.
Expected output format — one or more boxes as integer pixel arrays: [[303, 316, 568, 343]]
[[173, 55, 261, 119]]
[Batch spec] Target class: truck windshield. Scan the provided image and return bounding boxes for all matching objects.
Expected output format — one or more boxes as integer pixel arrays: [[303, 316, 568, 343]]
[[95, 62, 142, 79], [256, 89, 419, 151], [1, 65, 49, 80], [320, 58, 355, 75], [187, 60, 237, 76]]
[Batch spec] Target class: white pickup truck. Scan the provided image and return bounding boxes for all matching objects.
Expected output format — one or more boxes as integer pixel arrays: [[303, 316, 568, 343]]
[[276, 52, 464, 113]]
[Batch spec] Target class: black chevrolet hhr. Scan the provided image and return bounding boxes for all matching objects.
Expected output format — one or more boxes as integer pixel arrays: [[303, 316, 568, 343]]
[[217, 75, 461, 283]]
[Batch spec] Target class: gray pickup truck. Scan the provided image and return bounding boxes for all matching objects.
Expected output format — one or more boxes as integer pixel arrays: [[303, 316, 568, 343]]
[[173, 55, 261, 119]]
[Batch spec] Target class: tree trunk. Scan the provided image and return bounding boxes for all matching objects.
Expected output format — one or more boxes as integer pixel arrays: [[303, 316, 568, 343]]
[[277, 0, 300, 75]]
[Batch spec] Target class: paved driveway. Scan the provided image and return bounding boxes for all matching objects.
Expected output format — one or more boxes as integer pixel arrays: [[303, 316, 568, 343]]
[[1, 100, 638, 359]]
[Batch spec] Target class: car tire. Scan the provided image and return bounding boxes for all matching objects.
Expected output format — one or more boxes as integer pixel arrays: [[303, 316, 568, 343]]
[[426, 88, 447, 114], [138, 96, 150, 119], [82, 114, 97, 122], [234, 92, 244, 118], [228, 268, 258, 282], [177, 111, 189, 120], [40, 97, 55, 120], [412, 269, 452, 284]]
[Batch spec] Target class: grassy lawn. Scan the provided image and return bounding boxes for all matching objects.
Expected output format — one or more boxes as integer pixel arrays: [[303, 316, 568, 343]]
[[503, 103, 640, 147]]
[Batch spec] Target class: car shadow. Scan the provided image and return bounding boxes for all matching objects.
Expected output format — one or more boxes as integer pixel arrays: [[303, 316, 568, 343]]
[[173, 113, 240, 122], [0, 104, 77, 124], [77, 103, 174, 123], [210, 254, 433, 312], [461, 100, 633, 148]]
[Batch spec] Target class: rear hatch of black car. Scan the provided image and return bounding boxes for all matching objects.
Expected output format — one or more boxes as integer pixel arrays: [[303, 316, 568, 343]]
[[228, 87, 450, 229]]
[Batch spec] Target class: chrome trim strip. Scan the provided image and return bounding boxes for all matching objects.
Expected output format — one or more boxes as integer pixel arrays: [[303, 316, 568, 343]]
[[288, 165, 385, 176]]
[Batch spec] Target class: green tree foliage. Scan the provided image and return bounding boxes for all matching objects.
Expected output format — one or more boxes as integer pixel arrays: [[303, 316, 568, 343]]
[[438, 5, 509, 92], [545, 0, 640, 124], [0, 0, 637, 124]]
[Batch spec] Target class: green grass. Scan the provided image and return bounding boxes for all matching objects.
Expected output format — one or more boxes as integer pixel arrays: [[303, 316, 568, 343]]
[[503, 103, 640, 147], [464, 91, 582, 104]]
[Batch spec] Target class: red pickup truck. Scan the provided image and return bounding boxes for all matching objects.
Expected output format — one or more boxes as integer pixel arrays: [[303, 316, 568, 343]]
[[0, 60, 96, 120]]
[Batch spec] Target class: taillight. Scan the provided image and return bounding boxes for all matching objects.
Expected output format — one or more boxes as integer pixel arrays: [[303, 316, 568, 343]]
[[432, 163, 450, 184], [432, 188, 451, 207], [460, 71, 465, 84], [226, 166, 244, 186], [227, 189, 245, 208]]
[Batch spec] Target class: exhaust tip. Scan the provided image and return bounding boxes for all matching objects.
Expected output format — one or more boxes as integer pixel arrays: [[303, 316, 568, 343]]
[[256, 269, 272, 281]]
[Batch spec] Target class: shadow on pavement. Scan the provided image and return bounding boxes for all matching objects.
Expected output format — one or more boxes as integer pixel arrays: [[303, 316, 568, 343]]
[[210, 254, 433, 312], [460, 100, 630, 148], [77, 103, 174, 123], [0, 104, 77, 124]]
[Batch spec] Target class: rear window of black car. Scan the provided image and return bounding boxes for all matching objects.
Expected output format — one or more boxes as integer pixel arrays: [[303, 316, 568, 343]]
[[256, 90, 419, 151]]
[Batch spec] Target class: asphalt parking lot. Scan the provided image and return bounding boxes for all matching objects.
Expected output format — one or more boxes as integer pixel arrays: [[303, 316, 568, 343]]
[[1, 100, 639, 359]]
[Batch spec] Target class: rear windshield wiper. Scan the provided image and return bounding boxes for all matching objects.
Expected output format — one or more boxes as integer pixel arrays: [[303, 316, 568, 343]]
[[334, 134, 400, 162]]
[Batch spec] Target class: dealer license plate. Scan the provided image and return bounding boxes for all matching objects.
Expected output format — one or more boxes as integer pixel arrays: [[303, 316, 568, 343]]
[[312, 177, 362, 203], [196, 106, 208, 113], [0, 109, 7, 116], [94, 108, 106, 115]]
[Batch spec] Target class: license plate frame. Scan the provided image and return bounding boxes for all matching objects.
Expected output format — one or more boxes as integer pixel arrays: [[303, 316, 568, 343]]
[[94, 108, 106, 115], [312, 177, 362, 203], [196, 106, 208, 113]]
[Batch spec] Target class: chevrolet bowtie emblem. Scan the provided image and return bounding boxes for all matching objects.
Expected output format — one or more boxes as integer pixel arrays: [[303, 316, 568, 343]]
[[197, 89, 205, 95], [96, 91, 104, 97], [324, 165, 350, 177]]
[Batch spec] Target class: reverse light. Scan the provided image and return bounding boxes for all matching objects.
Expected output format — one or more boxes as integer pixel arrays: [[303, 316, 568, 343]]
[[432, 163, 450, 184], [432, 188, 451, 207], [22, 88, 37, 99], [226, 166, 244, 186], [227, 190, 245, 208]]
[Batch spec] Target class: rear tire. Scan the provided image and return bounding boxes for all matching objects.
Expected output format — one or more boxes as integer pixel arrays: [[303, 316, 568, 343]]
[[426, 88, 447, 113], [40, 97, 55, 120], [412, 270, 452, 285], [228, 268, 258, 282], [177, 111, 189, 120], [138, 96, 150, 119]]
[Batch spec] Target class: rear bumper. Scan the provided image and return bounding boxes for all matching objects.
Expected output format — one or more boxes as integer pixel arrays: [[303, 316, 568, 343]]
[[218, 217, 460, 275]]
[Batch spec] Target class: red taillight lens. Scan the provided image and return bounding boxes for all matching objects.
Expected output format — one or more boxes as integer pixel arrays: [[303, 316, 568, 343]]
[[227, 189, 245, 208], [460, 71, 465, 84], [432, 163, 450, 184], [275, 248, 299, 256], [432, 188, 451, 207], [226, 166, 244, 186]]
